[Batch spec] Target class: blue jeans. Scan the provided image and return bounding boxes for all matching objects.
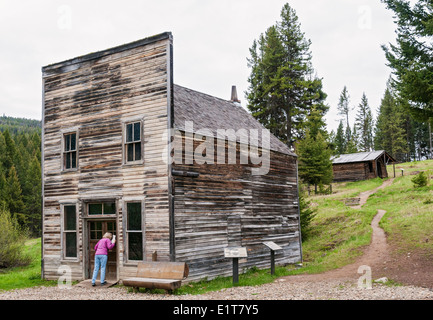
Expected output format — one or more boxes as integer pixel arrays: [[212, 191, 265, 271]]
[[92, 255, 108, 284]]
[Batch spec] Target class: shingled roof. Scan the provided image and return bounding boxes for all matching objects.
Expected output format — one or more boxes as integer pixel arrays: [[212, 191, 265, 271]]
[[173, 84, 295, 156]]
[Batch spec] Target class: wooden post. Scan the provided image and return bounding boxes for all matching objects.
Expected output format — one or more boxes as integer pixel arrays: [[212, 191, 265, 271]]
[[232, 258, 239, 285], [224, 247, 247, 285], [263, 241, 282, 276], [270, 250, 275, 275]]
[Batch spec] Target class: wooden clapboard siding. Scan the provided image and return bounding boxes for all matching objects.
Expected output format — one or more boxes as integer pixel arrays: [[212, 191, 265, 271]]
[[332, 162, 371, 182], [42, 33, 173, 281], [172, 133, 301, 281]]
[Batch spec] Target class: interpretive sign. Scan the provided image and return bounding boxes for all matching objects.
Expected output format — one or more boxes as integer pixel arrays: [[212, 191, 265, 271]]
[[262, 241, 282, 251], [224, 247, 248, 258]]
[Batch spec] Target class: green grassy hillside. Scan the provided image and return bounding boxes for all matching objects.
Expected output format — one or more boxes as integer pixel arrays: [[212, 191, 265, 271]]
[[296, 159, 433, 275]]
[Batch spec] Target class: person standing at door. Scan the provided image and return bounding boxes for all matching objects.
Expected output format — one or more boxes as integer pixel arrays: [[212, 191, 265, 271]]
[[92, 232, 116, 286]]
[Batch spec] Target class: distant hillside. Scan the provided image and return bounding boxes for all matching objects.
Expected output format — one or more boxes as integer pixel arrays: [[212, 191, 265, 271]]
[[0, 115, 41, 135]]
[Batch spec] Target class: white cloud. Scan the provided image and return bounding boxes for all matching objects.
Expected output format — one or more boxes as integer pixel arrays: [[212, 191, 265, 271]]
[[0, 0, 397, 132]]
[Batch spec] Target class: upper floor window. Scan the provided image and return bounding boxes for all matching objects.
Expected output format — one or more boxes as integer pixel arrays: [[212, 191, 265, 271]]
[[125, 122, 142, 163], [64, 132, 77, 170]]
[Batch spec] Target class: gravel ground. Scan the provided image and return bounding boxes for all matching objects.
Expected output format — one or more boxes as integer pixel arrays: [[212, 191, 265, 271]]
[[1, 278, 433, 300]]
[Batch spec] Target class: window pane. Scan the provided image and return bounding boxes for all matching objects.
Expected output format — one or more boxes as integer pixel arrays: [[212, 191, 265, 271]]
[[128, 232, 143, 260], [127, 203, 142, 231], [65, 153, 71, 169], [71, 151, 77, 168], [70, 133, 76, 151], [88, 203, 102, 215], [64, 206, 76, 231], [126, 123, 133, 143], [127, 144, 134, 162], [135, 143, 141, 161], [65, 233, 77, 257], [107, 222, 116, 236], [90, 221, 102, 231], [103, 202, 116, 215], [134, 122, 141, 142], [65, 134, 70, 152]]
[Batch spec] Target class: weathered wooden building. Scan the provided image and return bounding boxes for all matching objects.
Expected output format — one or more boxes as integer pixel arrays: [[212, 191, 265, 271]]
[[331, 150, 396, 182], [41, 32, 302, 283]]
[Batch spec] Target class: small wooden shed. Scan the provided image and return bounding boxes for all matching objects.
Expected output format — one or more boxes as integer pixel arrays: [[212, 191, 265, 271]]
[[331, 150, 396, 182], [41, 32, 302, 283]]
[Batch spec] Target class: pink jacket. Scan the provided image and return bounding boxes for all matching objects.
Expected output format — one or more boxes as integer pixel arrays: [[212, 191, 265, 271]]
[[94, 238, 115, 256]]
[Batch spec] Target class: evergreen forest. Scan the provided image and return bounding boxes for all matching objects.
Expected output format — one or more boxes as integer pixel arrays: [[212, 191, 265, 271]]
[[0, 116, 41, 237]]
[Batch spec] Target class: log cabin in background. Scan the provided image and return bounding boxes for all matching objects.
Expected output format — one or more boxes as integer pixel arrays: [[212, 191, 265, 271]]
[[331, 150, 396, 182], [41, 32, 302, 283]]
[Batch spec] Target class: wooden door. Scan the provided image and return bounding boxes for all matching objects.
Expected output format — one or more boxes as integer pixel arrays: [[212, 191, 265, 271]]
[[89, 221, 117, 280]]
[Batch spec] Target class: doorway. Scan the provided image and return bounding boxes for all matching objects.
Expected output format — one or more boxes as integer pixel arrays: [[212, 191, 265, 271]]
[[88, 220, 117, 280]]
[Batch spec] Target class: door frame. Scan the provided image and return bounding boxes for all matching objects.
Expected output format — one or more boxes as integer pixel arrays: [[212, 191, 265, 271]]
[[83, 217, 119, 280], [81, 198, 120, 281]]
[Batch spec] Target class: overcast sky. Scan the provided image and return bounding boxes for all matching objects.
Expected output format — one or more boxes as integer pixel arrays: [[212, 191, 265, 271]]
[[0, 0, 397, 133]]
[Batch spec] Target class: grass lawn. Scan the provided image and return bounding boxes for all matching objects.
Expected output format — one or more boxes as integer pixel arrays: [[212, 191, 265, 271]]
[[0, 238, 56, 291]]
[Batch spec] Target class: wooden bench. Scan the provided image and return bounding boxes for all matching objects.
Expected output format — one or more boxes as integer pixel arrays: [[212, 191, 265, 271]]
[[122, 261, 189, 293]]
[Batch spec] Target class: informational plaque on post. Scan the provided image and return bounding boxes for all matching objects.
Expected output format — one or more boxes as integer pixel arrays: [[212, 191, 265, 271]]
[[224, 247, 248, 258], [262, 241, 282, 251]]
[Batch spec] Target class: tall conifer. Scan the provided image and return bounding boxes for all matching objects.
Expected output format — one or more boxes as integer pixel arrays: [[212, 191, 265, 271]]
[[246, 3, 327, 148]]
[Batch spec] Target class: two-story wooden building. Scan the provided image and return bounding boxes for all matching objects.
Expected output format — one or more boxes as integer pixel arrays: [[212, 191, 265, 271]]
[[41, 32, 302, 283]]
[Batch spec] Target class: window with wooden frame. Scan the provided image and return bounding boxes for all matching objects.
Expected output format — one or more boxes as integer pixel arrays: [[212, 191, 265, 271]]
[[63, 205, 77, 259], [87, 202, 116, 216], [125, 122, 142, 163], [125, 202, 143, 261], [63, 132, 77, 170]]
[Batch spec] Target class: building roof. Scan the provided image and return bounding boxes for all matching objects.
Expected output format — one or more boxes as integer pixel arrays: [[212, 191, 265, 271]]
[[331, 150, 396, 164], [173, 84, 295, 156]]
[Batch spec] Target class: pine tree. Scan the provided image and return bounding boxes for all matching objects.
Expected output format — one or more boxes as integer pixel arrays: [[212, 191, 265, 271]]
[[23, 156, 41, 235], [337, 86, 353, 143], [334, 120, 346, 155], [374, 85, 408, 161], [246, 3, 327, 148], [5, 166, 26, 226], [297, 130, 333, 193], [382, 0, 433, 119], [2, 130, 16, 172], [355, 93, 374, 152], [346, 124, 359, 154]]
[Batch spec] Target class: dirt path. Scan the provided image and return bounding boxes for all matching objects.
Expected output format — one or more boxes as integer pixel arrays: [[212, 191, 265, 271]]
[[282, 179, 395, 284], [353, 178, 394, 209], [282, 209, 390, 285]]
